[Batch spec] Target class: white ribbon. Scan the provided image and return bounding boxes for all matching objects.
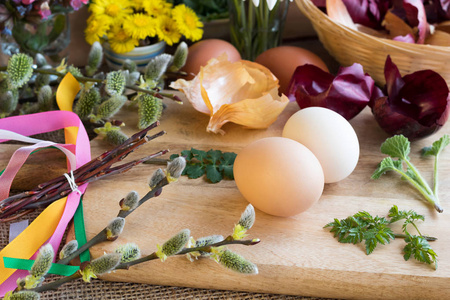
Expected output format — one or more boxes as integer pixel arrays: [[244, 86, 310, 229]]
[[63, 170, 82, 196]]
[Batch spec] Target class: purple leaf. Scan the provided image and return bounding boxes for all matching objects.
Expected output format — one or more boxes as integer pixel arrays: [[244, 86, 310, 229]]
[[287, 63, 382, 120], [370, 56, 450, 139], [391, 0, 430, 43], [342, 0, 390, 29]]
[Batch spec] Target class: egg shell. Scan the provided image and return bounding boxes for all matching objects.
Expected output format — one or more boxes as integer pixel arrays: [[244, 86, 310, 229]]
[[234, 137, 324, 217], [182, 39, 241, 79], [282, 107, 360, 183], [255, 46, 329, 95]]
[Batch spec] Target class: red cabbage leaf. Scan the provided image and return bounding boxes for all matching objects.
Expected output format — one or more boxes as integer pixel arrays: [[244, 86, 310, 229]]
[[287, 63, 383, 120], [369, 56, 450, 139]]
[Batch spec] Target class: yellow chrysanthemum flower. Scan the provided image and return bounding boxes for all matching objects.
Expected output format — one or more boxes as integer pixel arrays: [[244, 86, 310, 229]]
[[89, 0, 133, 23], [107, 24, 139, 54], [156, 15, 181, 46], [85, 15, 110, 45], [172, 4, 203, 41], [144, 0, 173, 17], [123, 13, 156, 40]]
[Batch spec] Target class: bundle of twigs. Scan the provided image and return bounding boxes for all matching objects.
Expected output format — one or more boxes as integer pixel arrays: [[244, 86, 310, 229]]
[[0, 121, 167, 222]]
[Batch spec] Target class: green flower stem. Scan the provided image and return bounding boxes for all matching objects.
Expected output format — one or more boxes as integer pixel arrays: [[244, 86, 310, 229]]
[[394, 233, 436, 242], [32, 272, 81, 293], [403, 159, 434, 196], [391, 168, 442, 213], [433, 153, 440, 196], [0, 67, 182, 103], [116, 237, 260, 270]]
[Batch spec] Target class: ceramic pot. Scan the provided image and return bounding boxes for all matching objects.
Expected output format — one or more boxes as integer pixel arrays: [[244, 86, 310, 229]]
[[103, 41, 166, 71]]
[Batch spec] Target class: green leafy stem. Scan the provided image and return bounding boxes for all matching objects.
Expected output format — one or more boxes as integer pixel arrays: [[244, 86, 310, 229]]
[[145, 148, 237, 183], [325, 205, 438, 269], [372, 134, 449, 213]]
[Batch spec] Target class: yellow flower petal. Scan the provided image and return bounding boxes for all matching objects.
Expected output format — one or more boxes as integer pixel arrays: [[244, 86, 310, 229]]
[[170, 54, 289, 134]]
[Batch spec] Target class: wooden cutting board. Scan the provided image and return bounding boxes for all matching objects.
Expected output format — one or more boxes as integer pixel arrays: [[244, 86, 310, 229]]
[[3, 96, 450, 299]]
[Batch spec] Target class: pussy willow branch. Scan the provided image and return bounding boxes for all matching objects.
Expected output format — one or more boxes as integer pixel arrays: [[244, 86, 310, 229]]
[[32, 238, 260, 293], [0, 122, 168, 221], [0, 66, 182, 103], [58, 177, 170, 265]]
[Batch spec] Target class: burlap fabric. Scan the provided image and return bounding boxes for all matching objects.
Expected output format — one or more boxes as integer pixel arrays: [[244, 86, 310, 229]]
[[0, 208, 333, 300]]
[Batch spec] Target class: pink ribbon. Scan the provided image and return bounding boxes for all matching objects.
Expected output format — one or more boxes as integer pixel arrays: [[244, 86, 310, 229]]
[[0, 111, 91, 296]]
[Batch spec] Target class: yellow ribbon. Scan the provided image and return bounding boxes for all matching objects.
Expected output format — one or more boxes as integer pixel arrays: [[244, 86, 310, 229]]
[[0, 73, 81, 285]]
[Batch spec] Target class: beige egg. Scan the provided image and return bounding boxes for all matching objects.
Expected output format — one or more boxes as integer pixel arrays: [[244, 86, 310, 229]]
[[282, 107, 360, 183], [182, 39, 241, 79], [234, 137, 324, 217]]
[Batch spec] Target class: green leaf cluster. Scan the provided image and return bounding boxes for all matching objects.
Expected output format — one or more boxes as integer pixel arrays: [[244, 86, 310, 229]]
[[325, 205, 438, 269], [170, 0, 229, 21], [170, 148, 236, 183], [372, 135, 449, 212]]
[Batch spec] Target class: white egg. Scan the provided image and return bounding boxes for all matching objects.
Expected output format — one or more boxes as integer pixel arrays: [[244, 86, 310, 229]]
[[282, 107, 359, 183]]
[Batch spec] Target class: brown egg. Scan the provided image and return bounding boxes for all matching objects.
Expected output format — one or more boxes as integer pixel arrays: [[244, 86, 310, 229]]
[[255, 46, 329, 94], [182, 39, 241, 79]]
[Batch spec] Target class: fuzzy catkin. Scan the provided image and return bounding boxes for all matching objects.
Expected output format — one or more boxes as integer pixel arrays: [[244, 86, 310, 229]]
[[35, 53, 47, 68], [7, 53, 33, 89], [148, 168, 165, 190], [8, 291, 40, 300], [0, 90, 18, 116], [195, 235, 224, 256], [86, 41, 103, 76], [162, 229, 190, 256], [67, 65, 83, 78], [105, 129, 129, 146], [74, 87, 101, 120], [96, 94, 127, 120], [90, 253, 121, 275], [219, 250, 258, 274], [105, 71, 126, 96], [137, 94, 163, 129], [238, 204, 255, 230], [115, 243, 141, 263], [170, 42, 188, 72], [37, 85, 53, 111], [106, 217, 125, 240], [145, 54, 172, 82], [122, 191, 139, 211], [59, 240, 78, 260], [30, 244, 54, 278]]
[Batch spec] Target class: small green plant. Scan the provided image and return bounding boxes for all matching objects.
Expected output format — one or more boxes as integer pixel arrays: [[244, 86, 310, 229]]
[[372, 134, 449, 212], [325, 205, 438, 269]]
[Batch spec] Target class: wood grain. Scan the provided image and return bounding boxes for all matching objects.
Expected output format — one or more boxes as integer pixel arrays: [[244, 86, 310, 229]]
[[2, 96, 450, 299]]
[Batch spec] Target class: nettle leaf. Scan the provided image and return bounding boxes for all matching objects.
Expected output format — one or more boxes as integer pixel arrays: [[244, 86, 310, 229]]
[[205, 164, 222, 183], [371, 157, 403, 179], [219, 152, 237, 179], [191, 148, 208, 162], [186, 164, 205, 179], [207, 149, 222, 163], [380, 135, 410, 160], [181, 149, 194, 161], [169, 148, 237, 183], [422, 135, 450, 157]]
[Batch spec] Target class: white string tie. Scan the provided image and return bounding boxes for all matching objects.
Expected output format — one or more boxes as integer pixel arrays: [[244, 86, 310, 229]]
[[63, 171, 82, 196]]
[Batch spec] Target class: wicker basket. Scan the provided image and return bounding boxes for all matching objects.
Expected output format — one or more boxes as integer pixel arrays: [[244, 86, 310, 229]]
[[295, 0, 450, 87]]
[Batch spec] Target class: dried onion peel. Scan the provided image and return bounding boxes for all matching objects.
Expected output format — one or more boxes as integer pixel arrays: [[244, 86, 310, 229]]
[[170, 54, 289, 134]]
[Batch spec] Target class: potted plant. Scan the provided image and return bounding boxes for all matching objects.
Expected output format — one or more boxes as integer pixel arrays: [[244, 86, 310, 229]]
[[85, 0, 204, 70]]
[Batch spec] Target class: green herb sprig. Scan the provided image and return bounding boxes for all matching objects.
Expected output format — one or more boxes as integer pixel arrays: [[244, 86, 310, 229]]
[[372, 135, 449, 213], [170, 148, 237, 183], [325, 205, 438, 269]]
